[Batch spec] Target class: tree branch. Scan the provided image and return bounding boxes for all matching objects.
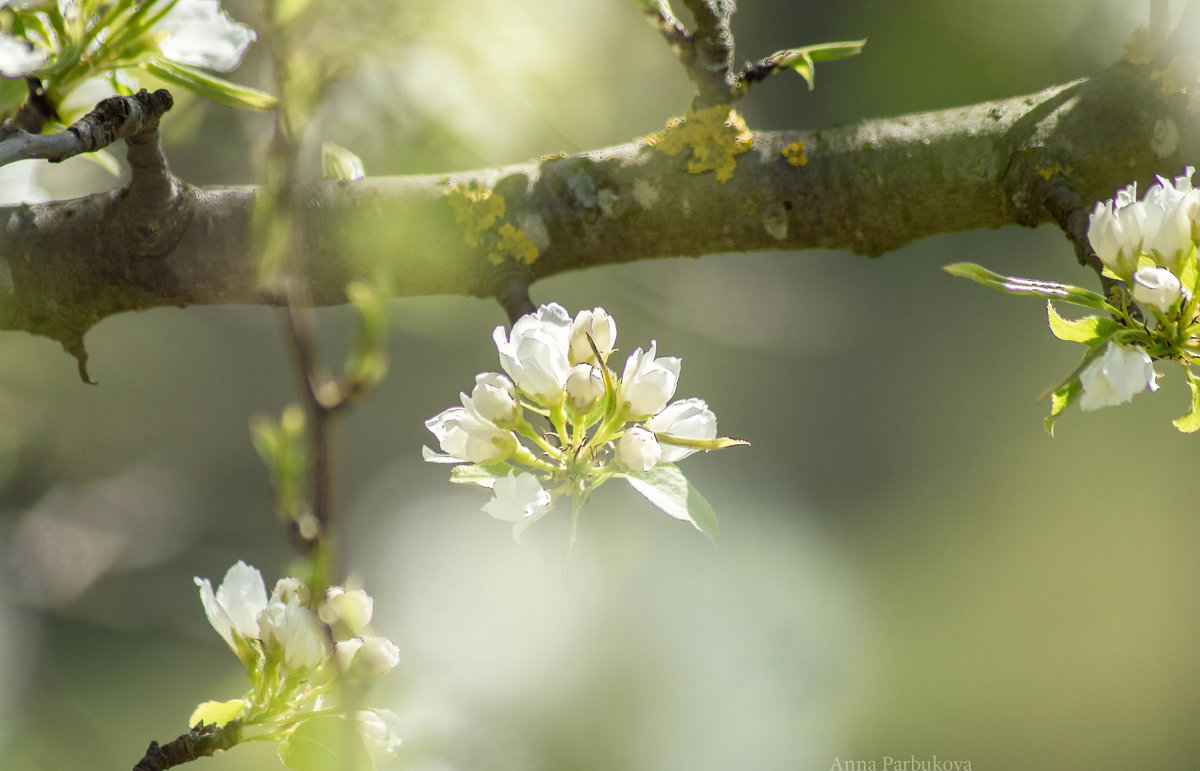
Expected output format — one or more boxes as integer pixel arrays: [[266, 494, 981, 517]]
[[0, 60, 1190, 365], [131, 721, 240, 771]]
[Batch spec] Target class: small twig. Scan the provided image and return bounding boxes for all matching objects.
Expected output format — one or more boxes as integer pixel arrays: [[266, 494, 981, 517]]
[[679, 0, 737, 108], [131, 721, 240, 771], [1035, 170, 1123, 299], [0, 88, 172, 167], [634, 0, 690, 55], [496, 276, 535, 324]]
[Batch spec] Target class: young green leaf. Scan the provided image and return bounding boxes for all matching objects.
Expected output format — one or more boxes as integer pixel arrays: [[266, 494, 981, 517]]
[[1172, 366, 1200, 432], [449, 462, 512, 488], [1046, 302, 1120, 344], [322, 142, 365, 181], [1044, 379, 1081, 437], [622, 465, 718, 543], [278, 715, 373, 771], [142, 57, 278, 111], [758, 39, 867, 90], [944, 262, 1112, 310], [188, 699, 247, 728]]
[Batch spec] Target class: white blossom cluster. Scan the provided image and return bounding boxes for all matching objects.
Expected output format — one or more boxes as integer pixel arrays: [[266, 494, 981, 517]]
[[195, 561, 401, 764], [424, 303, 739, 539], [1079, 167, 1200, 411], [0, 0, 256, 78]]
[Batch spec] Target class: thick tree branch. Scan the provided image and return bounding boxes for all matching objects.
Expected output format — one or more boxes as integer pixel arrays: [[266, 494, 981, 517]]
[[0, 60, 1192, 361]]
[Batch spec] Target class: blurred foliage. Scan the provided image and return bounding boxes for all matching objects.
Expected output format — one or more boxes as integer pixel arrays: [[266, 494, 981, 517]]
[[3, 1, 1200, 770]]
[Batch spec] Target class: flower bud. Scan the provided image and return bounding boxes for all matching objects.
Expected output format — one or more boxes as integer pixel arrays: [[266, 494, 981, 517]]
[[570, 307, 617, 364], [1132, 265, 1183, 313], [564, 363, 605, 411], [617, 427, 662, 472], [469, 372, 517, 424], [258, 600, 330, 671], [1078, 342, 1158, 412], [356, 709, 402, 765], [646, 398, 718, 463], [320, 586, 374, 635], [335, 635, 400, 679], [619, 341, 681, 418]]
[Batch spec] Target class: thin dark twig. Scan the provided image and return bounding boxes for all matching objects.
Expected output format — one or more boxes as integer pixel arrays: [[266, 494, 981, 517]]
[[1036, 171, 1124, 300], [131, 721, 240, 771]]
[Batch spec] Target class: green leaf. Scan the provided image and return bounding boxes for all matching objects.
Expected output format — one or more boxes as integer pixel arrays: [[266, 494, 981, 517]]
[[623, 465, 718, 543], [1181, 244, 1200, 295], [759, 39, 866, 90], [322, 142, 365, 181], [1173, 366, 1200, 432], [278, 715, 374, 771], [1045, 302, 1120, 344], [943, 262, 1112, 310], [189, 699, 246, 728], [449, 462, 511, 488], [142, 57, 278, 111], [1044, 379, 1081, 437]]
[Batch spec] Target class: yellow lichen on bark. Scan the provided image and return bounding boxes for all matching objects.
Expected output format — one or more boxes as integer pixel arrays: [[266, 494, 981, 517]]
[[645, 105, 754, 183]]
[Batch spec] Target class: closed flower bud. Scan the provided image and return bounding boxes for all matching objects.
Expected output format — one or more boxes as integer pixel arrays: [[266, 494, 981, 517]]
[[356, 709, 402, 765], [617, 427, 662, 472], [1132, 266, 1183, 313], [492, 303, 573, 404], [258, 600, 330, 671], [335, 635, 400, 679], [320, 586, 374, 636], [468, 372, 518, 424], [565, 363, 605, 411], [569, 307, 617, 364]]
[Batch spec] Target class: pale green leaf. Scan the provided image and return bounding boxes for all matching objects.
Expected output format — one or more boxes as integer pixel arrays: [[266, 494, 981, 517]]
[[142, 57, 278, 111], [189, 699, 246, 728], [1044, 379, 1081, 437], [623, 465, 718, 543], [944, 262, 1111, 310], [278, 715, 373, 771], [1045, 302, 1120, 344], [322, 142, 365, 181], [1173, 366, 1200, 432], [758, 39, 866, 90], [449, 462, 511, 488]]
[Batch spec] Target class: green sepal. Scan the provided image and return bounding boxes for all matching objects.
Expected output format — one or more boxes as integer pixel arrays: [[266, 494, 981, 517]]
[[278, 715, 374, 771], [1046, 302, 1120, 344], [1181, 244, 1200, 295], [1044, 379, 1081, 437], [142, 57, 278, 111], [449, 462, 512, 489], [188, 699, 247, 728], [342, 281, 388, 392], [621, 464, 718, 543], [944, 262, 1112, 310], [1172, 366, 1200, 432], [762, 39, 866, 90]]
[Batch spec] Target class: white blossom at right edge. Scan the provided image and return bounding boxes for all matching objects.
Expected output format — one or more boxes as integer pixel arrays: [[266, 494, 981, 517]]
[[157, 0, 257, 72], [1078, 342, 1158, 412], [482, 470, 551, 541], [617, 426, 661, 472], [646, 398, 718, 463], [1132, 265, 1183, 313]]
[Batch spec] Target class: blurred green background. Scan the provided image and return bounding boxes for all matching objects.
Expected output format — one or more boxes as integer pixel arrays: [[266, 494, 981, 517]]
[[3, 1, 1198, 769]]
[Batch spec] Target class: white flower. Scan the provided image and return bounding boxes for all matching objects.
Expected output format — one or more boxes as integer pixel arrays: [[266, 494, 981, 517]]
[[1078, 342, 1158, 412], [492, 303, 572, 403], [0, 33, 47, 77], [335, 635, 400, 680], [1140, 167, 1200, 271], [646, 398, 718, 463], [320, 586, 373, 635], [157, 0, 257, 72], [569, 307, 617, 364], [195, 561, 267, 658], [482, 471, 551, 541], [356, 709, 402, 765], [1132, 265, 1184, 313], [467, 372, 517, 424], [616, 427, 661, 472], [258, 598, 330, 671], [1088, 183, 1144, 279], [619, 340, 681, 418], [422, 404, 515, 464], [564, 363, 605, 411]]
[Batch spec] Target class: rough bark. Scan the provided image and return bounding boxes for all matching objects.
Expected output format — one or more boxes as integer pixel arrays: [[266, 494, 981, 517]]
[[0, 60, 1191, 357]]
